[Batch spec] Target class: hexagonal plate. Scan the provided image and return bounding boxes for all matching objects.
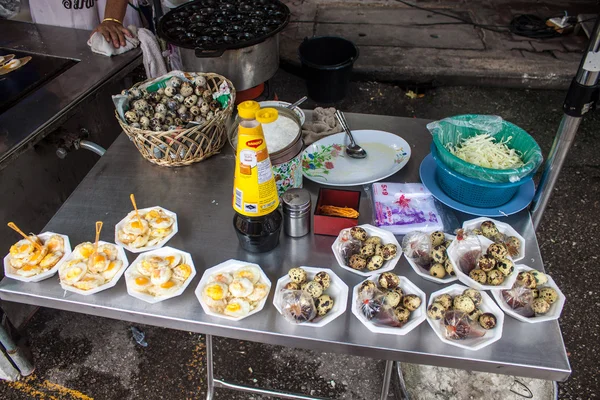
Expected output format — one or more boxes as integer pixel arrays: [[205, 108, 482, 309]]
[[59, 241, 129, 296], [274, 267, 348, 328], [124, 246, 197, 304], [405, 233, 458, 284], [195, 259, 271, 321], [114, 206, 178, 253], [4, 232, 72, 283], [462, 217, 526, 262], [449, 235, 518, 291], [427, 283, 505, 351], [332, 224, 402, 277], [491, 265, 565, 323], [351, 275, 426, 335]]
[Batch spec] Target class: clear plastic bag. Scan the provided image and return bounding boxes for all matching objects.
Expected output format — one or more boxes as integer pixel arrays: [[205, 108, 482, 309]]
[[452, 230, 484, 275], [427, 115, 543, 183], [401, 231, 432, 268], [501, 286, 535, 317], [356, 287, 405, 327], [278, 290, 317, 324], [442, 310, 486, 340]]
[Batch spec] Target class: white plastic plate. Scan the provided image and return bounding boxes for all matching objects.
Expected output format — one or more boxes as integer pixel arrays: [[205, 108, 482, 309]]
[[59, 241, 129, 295], [332, 224, 402, 277], [124, 246, 197, 304], [351, 275, 426, 335], [448, 236, 518, 291], [195, 259, 271, 321], [4, 232, 72, 283], [114, 206, 178, 253], [427, 283, 505, 351], [274, 267, 348, 328], [404, 233, 458, 284], [491, 265, 565, 323], [462, 217, 526, 262]]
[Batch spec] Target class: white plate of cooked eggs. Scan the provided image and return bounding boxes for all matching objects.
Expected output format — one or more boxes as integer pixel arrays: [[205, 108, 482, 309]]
[[4, 232, 72, 283], [125, 246, 196, 304], [58, 241, 128, 295], [115, 206, 178, 253], [195, 259, 271, 321]]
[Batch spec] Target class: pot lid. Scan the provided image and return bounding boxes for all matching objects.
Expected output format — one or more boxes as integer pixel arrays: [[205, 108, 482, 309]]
[[158, 0, 290, 53]]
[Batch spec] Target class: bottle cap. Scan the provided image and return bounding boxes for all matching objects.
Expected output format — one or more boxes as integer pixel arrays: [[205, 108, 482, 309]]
[[256, 108, 278, 124], [237, 101, 260, 119]]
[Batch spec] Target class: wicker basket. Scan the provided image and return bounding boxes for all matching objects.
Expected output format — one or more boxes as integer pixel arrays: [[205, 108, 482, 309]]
[[116, 72, 236, 167]]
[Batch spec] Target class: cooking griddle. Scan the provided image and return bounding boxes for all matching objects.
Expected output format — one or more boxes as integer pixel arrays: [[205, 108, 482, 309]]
[[0, 49, 77, 114]]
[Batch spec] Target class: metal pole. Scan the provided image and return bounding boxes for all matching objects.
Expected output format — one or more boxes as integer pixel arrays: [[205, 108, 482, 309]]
[[380, 360, 394, 400], [0, 325, 34, 376], [531, 15, 600, 229], [205, 334, 214, 400]]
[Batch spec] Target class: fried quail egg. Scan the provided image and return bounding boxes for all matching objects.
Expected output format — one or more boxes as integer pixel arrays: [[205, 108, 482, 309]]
[[234, 265, 261, 284], [118, 230, 136, 245], [224, 299, 251, 318], [26, 246, 48, 265], [131, 275, 152, 291], [60, 261, 88, 284], [46, 235, 65, 253], [170, 263, 190, 282], [103, 260, 123, 281], [73, 274, 105, 290], [246, 282, 269, 302], [39, 252, 63, 269], [149, 215, 174, 230], [9, 239, 35, 259], [151, 266, 173, 285], [209, 272, 233, 285], [229, 278, 254, 297], [16, 264, 42, 277], [164, 253, 182, 268], [123, 217, 149, 236], [88, 252, 109, 273], [154, 280, 180, 297], [9, 256, 29, 269], [203, 282, 228, 301], [149, 227, 172, 239], [98, 244, 118, 261], [73, 242, 95, 259]]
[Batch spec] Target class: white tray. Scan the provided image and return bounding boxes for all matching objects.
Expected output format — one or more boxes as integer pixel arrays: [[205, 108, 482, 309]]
[[491, 265, 565, 323], [195, 259, 271, 321], [351, 275, 426, 335], [404, 233, 458, 285], [462, 217, 526, 262], [114, 206, 178, 253], [124, 246, 196, 304], [59, 241, 129, 295], [448, 235, 518, 291], [274, 267, 348, 328], [427, 283, 505, 351], [4, 232, 72, 283], [332, 224, 402, 277]]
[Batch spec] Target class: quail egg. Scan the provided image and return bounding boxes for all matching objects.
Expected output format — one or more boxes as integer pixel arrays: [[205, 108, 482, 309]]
[[477, 254, 496, 272], [192, 75, 207, 87], [480, 220, 500, 238], [190, 106, 201, 116], [130, 88, 142, 99], [360, 244, 376, 258], [140, 116, 150, 128], [435, 294, 453, 310], [516, 271, 536, 289], [468, 308, 483, 322], [246, 282, 269, 302], [125, 110, 139, 123], [531, 288, 540, 299], [383, 290, 402, 308], [487, 269, 505, 285], [393, 307, 411, 323], [378, 272, 400, 289], [224, 298, 251, 318], [463, 289, 483, 307], [444, 258, 455, 276], [130, 122, 141, 129], [358, 280, 378, 296], [374, 244, 384, 258], [229, 278, 254, 297], [314, 271, 331, 289], [284, 282, 301, 290], [402, 294, 421, 311], [210, 100, 220, 111], [200, 102, 210, 115], [505, 236, 521, 257], [288, 267, 307, 283], [430, 245, 447, 263], [177, 105, 188, 116], [168, 77, 182, 89], [350, 227, 368, 241], [531, 270, 548, 285], [174, 94, 185, 103], [202, 89, 212, 101], [173, 263, 192, 282], [496, 258, 514, 276], [430, 231, 445, 247], [469, 269, 487, 284], [180, 84, 194, 97], [16, 264, 42, 277], [367, 255, 384, 271], [184, 94, 198, 108], [539, 287, 558, 304], [453, 295, 475, 313], [164, 86, 176, 97], [151, 266, 172, 286], [478, 312, 497, 329], [166, 99, 178, 111], [59, 261, 88, 285], [131, 275, 152, 292], [154, 113, 166, 123], [487, 243, 508, 260], [133, 99, 149, 111], [429, 263, 446, 278], [303, 281, 324, 299], [315, 294, 334, 316], [234, 265, 261, 284], [532, 298, 551, 314], [365, 236, 382, 246], [381, 244, 398, 261], [427, 302, 445, 320], [155, 103, 167, 114]]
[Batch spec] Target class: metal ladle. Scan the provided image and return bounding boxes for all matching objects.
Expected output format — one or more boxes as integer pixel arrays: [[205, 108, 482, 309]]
[[335, 110, 367, 159], [286, 96, 308, 110]]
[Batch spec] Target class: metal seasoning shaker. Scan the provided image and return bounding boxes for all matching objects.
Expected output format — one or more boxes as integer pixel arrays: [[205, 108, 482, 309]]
[[281, 188, 311, 237]]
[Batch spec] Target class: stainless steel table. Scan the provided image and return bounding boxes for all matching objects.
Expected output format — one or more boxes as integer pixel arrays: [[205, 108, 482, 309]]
[[0, 112, 570, 399]]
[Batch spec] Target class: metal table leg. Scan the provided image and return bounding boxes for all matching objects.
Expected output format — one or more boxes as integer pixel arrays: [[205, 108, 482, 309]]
[[205, 334, 215, 400], [380, 360, 394, 400]]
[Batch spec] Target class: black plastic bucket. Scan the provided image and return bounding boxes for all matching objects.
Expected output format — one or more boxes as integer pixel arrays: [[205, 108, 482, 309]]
[[298, 36, 359, 103]]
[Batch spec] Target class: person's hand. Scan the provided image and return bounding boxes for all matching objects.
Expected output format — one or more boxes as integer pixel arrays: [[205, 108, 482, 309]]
[[92, 20, 133, 48]]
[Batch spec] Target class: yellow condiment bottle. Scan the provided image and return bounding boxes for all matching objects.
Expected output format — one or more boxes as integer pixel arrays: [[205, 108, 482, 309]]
[[233, 102, 279, 216]]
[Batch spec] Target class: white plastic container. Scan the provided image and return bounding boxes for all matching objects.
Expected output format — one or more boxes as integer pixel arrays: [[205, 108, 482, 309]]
[[114, 206, 178, 253]]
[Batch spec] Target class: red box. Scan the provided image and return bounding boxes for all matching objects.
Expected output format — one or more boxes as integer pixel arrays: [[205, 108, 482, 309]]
[[313, 188, 361, 236]]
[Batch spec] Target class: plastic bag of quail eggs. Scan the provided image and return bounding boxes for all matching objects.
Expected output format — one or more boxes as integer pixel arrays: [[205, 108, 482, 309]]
[[451, 231, 484, 274], [278, 290, 317, 324], [401, 231, 432, 268], [340, 238, 362, 264], [442, 310, 486, 341], [501, 285, 535, 317], [356, 285, 405, 327]]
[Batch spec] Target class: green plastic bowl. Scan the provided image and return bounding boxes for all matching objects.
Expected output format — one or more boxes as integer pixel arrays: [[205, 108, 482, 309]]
[[429, 115, 543, 183]]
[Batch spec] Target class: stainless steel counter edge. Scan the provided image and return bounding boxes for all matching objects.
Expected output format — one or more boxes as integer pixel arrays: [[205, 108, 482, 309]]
[[0, 20, 142, 165]]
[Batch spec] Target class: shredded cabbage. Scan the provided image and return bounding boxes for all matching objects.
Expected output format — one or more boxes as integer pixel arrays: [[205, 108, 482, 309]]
[[446, 134, 524, 170]]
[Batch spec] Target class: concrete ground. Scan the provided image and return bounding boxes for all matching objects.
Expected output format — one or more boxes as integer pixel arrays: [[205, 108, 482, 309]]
[[281, 0, 598, 89], [0, 67, 599, 399]]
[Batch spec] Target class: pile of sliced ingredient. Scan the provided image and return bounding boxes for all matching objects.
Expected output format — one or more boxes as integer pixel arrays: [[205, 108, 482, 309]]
[[447, 134, 524, 170]]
